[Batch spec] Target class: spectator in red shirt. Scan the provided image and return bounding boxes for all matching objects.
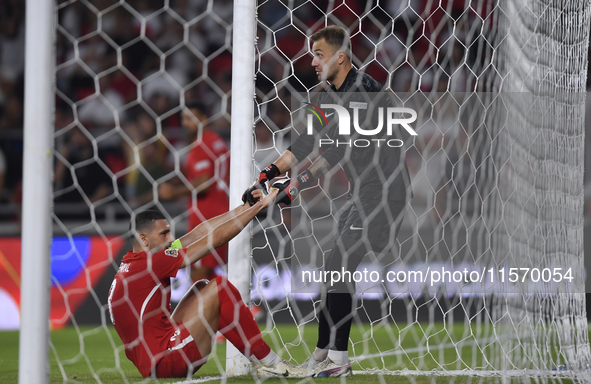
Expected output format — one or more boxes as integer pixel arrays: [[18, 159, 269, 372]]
[[158, 102, 229, 282]]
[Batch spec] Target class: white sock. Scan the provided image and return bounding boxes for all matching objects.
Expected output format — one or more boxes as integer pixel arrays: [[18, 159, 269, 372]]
[[259, 350, 281, 367], [328, 350, 349, 365], [313, 347, 328, 362]]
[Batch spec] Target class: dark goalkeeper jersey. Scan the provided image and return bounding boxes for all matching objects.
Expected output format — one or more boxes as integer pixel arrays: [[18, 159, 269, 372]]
[[289, 68, 412, 202]]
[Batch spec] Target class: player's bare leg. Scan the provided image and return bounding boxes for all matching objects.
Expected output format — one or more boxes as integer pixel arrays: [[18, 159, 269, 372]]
[[171, 279, 221, 358], [172, 279, 210, 320], [173, 277, 311, 378]]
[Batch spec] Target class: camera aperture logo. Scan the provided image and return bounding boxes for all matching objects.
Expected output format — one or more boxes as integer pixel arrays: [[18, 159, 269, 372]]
[[304, 101, 418, 148], [304, 103, 328, 126]]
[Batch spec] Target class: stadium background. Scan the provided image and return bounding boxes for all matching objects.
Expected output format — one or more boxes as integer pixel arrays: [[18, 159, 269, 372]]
[[1, 0, 591, 329]]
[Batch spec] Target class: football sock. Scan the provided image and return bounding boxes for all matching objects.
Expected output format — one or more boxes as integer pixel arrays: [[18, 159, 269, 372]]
[[328, 350, 350, 365], [215, 276, 270, 360], [259, 350, 281, 367], [316, 292, 354, 351], [317, 234, 365, 352], [328, 292, 354, 351], [313, 347, 328, 362], [316, 299, 331, 349]]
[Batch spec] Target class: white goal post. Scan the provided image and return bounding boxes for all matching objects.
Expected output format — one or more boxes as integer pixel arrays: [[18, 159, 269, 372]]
[[19, 0, 55, 383], [226, 0, 257, 376]]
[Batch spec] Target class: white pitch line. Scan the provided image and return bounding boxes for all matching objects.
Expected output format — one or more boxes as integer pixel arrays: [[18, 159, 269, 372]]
[[353, 336, 498, 361], [351, 369, 579, 378], [164, 375, 223, 384], [164, 336, 584, 382], [164, 369, 579, 383]]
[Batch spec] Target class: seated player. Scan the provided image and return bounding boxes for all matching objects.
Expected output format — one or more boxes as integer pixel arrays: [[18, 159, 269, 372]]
[[107, 190, 310, 378]]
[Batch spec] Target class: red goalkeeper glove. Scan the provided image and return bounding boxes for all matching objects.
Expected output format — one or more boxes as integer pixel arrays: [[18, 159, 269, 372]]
[[241, 164, 280, 206], [272, 169, 314, 205], [258, 164, 280, 184]]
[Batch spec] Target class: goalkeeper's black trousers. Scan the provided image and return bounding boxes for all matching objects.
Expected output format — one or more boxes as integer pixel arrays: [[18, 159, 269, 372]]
[[316, 200, 405, 352]]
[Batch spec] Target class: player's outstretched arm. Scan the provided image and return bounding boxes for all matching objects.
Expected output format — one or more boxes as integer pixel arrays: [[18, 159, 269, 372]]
[[179, 200, 252, 246], [179, 188, 278, 268], [241, 150, 298, 205]]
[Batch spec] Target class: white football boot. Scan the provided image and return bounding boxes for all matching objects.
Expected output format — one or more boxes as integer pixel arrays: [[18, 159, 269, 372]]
[[311, 358, 352, 378], [252, 358, 312, 379]]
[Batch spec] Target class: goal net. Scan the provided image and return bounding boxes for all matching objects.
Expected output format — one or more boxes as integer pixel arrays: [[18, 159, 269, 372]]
[[250, 0, 591, 378], [43, 0, 591, 381]]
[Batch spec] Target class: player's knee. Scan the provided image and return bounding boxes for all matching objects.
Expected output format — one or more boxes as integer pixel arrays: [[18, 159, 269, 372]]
[[189, 279, 210, 295], [214, 275, 229, 289], [214, 276, 244, 302]]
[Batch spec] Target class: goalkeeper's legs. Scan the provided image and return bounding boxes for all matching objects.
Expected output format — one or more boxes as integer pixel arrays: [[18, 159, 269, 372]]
[[310, 201, 406, 376], [302, 235, 365, 377], [316, 234, 367, 355]]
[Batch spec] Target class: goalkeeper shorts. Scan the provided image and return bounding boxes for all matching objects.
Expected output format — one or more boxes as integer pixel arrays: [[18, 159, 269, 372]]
[[337, 199, 406, 252]]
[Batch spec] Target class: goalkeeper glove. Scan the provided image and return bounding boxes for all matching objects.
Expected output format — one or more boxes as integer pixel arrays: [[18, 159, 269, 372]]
[[242, 180, 269, 206], [241, 164, 280, 206], [272, 169, 314, 205], [258, 163, 280, 184]]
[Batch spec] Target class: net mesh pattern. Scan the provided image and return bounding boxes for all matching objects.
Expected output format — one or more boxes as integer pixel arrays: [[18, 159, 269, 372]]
[[48, 0, 591, 381]]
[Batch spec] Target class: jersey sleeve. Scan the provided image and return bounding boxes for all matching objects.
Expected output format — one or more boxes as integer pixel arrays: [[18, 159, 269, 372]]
[[288, 133, 316, 163], [318, 145, 345, 168], [151, 247, 186, 280]]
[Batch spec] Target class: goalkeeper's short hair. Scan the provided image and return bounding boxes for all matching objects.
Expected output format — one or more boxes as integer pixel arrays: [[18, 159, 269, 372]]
[[311, 25, 351, 59]]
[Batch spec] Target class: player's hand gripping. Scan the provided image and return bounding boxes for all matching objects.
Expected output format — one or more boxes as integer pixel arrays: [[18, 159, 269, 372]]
[[250, 187, 279, 210], [241, 163, 280, 206], [272, 169, 314, 205]]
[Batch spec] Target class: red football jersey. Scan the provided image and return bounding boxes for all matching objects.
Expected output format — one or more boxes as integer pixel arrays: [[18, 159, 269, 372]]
[[184, 130, 230, 230], [108, 247, 186, 377]]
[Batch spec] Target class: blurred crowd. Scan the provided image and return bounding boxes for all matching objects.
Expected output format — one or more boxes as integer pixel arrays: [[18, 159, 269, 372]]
[[1, 0, 591, 225]]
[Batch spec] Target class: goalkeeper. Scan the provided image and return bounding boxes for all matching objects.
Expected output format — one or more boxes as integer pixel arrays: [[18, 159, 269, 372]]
[[108, 190, 311, 379], [242, 26, 411, 378]]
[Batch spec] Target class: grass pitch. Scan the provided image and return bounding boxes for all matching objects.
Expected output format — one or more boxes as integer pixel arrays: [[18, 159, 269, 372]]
[[0, 323, 583, 383]]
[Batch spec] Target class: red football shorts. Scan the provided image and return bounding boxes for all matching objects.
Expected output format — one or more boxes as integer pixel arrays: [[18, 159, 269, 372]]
[[155, 324, 204, 378]]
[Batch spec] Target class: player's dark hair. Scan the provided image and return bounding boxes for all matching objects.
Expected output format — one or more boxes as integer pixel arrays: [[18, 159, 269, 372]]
[[129, 210, 167, 240], [185, 101, 208, 116], [310, 25, 351, 58]]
